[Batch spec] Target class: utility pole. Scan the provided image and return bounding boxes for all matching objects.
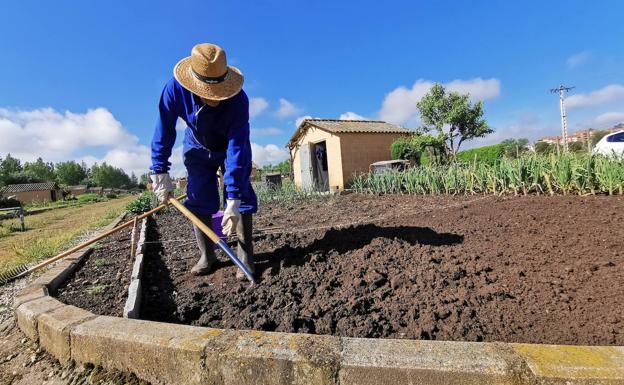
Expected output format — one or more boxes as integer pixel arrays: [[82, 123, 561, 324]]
[[550, 85, 575, 152]]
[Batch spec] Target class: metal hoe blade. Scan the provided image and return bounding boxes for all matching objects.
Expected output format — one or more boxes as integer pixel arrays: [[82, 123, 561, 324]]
[[216, 239, 257, 285]]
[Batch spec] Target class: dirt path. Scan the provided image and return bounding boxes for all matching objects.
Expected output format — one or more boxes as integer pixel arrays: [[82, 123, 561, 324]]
[[139, 194, 624, 345]]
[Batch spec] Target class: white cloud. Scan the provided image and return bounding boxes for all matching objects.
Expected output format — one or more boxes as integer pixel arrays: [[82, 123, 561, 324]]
[[81, 145, 186, 178], [295, 115, 312, 128], [0, 106, 186, 178], [467, 112, 554, 148], [251, 143, 288, 166], [566, 84, 624, 109], [379, 78, 500, 126], [339, 111, 367, 120], [566, 51, 590, 69], [275, 98, 303, 118], [250, 127, 283, 137], [249, 97, 269, 118], [0, 107, 138, 161], [445, 78, 501, 100], [591, 112, 624, 127]]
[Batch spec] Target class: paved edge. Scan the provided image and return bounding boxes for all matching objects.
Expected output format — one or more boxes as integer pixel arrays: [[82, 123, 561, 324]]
[[12, 214, 624, 385], [123, 217, 147, 319]]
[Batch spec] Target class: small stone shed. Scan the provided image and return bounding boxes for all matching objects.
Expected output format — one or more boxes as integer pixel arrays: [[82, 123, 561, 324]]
[[1, 181, 60, 203], [67, 185, 88, 196], [287, 119, 411, 191]]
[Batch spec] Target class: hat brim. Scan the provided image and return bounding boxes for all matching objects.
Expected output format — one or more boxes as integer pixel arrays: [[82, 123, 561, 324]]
[[173, 57, 244, 101]]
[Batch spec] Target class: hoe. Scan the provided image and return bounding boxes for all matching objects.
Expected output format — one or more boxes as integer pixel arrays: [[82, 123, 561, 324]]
[[0, 194, 256, 286]]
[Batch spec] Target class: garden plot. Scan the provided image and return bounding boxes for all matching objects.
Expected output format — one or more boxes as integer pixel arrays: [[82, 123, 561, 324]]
[[136, 194, 623, 346], [55, 226, 134, 316]]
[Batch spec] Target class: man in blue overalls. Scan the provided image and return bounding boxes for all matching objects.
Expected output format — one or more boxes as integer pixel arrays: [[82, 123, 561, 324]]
[[149, 43, 257, 280]]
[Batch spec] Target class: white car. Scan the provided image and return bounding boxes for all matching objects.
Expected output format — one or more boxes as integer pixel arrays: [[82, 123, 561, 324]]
[[593, 130, 624, 156]]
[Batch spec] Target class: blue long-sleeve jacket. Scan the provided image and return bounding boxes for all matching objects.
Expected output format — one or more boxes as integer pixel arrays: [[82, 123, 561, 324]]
[[150, 78, 252, 200]]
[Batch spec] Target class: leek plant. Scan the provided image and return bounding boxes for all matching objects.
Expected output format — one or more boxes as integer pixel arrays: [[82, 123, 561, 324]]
[[352, 154, 624, 196]]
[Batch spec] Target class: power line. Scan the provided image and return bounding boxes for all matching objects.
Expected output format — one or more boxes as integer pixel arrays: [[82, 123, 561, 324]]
[[550, 85, 575, 152]]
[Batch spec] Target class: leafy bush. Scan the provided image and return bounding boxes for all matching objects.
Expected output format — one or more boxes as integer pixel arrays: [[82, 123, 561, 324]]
[[77, 193, 102, 203], [105, 193, 118, 199], [391, 134, 447, 164], [126, 192, 153, 214], [456, 144, 505, 164], [391, 137, 421, 161], [500, 138, 530, 158], [0, 197, 21, 208]]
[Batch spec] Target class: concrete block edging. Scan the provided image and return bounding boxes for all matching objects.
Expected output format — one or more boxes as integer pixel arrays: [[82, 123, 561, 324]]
[[123, 217, 147, 319], [12, 213, 624, 385]]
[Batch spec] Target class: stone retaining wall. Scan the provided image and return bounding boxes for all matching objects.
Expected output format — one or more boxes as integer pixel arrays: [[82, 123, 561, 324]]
[[12, 213, 624, 385]]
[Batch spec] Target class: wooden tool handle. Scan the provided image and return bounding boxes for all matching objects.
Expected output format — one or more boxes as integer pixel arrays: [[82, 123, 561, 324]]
[[167, 198, 222, 243], [15, 193, 187, 280]]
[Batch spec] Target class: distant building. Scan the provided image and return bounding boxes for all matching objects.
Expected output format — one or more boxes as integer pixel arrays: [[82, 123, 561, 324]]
[[287, 119, 411, 191], [537, 125, 624, 145], [67, 185, 88, 196], [85, 186, 103, 195], [0, 182, 60, 203]]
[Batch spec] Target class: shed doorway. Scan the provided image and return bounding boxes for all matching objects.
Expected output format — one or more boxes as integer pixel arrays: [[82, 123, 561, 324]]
[[312, 141, 329, 191], [299, 141, 329, 191]]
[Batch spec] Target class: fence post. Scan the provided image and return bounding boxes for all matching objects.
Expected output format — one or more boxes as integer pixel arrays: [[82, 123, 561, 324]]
[[19, 207, 25, 232]]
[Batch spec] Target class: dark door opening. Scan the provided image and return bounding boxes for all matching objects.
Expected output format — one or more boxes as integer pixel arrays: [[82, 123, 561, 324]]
[[312, 141, 329, 191]]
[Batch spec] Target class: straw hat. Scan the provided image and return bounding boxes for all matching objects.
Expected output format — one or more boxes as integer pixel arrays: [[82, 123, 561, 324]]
[[173, 43, 244, 101]]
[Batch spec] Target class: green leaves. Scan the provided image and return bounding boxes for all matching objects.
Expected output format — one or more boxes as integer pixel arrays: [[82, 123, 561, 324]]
[[126, 192, 154, 214], [352, 153, 624, 196], [416, 83, 492, 155]]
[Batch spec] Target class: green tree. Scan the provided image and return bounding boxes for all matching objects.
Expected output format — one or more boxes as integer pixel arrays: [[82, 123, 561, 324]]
[[391, 133, 446, 164], [275, 160, 291, 175], [23, 158, 56, 181], [90, 162, 132, 188], [417, 84, 492, 156], [130, 172, 139, 187], [139, 172, 151, 187], [0, 154, 27, 186], [534, 141, 556, 155], [591, 130, 609, 147], [568, 141, 587, 153], [500, 138, 529, 158], [2, 171, 42, 185], [0, 154, 23, 176], [55, 160, 88, 186]]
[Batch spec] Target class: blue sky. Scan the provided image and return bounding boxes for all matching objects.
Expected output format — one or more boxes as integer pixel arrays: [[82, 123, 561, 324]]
[[1, 0, 623, 175]]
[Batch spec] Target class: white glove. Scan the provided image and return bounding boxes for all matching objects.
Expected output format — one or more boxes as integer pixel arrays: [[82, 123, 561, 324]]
[[221, 199, 241, 236], [150, 173, 174, 203]]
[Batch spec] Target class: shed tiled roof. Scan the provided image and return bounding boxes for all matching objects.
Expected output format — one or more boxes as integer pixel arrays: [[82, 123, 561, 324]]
[[287, 119, 410, 148], [1, 181, 57, 193]]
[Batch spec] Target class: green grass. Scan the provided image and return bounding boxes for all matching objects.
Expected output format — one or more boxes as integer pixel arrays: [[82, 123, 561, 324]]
[[93, 258, 111, 267], [352, 153, 624, 196], [23, 192, 127, 212], [0, 221, 23, 238], [0, 195, 134, 275], [85, 284, 108, 295]]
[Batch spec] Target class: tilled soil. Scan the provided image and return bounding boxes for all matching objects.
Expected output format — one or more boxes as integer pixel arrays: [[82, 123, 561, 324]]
[[147, 195, 621, 344], [56, 226, 134, 316]]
